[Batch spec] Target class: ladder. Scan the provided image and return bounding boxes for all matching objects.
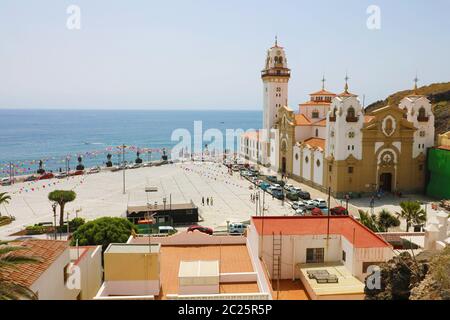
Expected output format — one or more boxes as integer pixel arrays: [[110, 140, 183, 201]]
[[272, 231, 282, 296]]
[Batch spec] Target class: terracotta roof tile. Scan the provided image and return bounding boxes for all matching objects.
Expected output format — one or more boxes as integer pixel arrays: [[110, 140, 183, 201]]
[[251, 216, 391, 248], [0, 240, 68, 287], [303, 138, 326, 150], [295, 114, 312, 126], [310, 89, 336, 96], [299, 101, 332, 106], [312, 119, 327, 127], [364, 115, 375, 123]]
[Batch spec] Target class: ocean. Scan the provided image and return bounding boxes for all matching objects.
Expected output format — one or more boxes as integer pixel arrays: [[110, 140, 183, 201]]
[[0, 109, 261, 177]]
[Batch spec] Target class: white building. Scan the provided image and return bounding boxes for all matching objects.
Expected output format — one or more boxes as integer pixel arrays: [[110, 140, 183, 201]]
[[1, 240, 102, 300]]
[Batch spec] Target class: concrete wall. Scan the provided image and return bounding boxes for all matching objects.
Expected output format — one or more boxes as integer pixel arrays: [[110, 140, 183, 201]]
[[70, 246, 103, 300], [30, 248, 80, 300]]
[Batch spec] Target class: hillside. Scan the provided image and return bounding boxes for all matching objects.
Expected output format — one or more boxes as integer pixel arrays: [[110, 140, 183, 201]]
[[365, 82, 450, 138]]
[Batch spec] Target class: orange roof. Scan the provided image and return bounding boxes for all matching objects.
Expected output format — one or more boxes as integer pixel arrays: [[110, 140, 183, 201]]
[[299, 101, 332, 106], [295, 114, 312, 126], [0, 240, 68, 287], [251, 216, 391, 248], [158, 244, 256, 299], [310, 89, 336, 96], [312, 119, 327, 127], [438, 146, 450, 151], [338, 91, 357, 98], [303, 137, 326, 149]]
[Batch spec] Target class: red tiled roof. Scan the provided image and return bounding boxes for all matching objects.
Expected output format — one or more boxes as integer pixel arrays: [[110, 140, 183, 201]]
[[303, 137, 326, 150], [251, 216, 391, 248], [295, 114, 312, 126], [312, 119, 327, 127], [438, 146, 450, 151], [299, 101, 332, 106], [0, 240, 68, 287], [310, 89, 336, 96]]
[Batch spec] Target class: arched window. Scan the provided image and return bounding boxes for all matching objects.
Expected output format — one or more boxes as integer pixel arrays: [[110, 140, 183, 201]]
[[295, 153, 299, 160], [316, 159, 321, 167], [347, 107, 355, 118], [315, 129, 319, 137], [418, 107, 427, 121], [312, 109, 319, 119], [305, 156, 309, 163]]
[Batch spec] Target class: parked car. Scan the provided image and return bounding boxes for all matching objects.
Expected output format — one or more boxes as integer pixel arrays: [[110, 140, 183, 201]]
[[259, 182, 271, 191], [313, 199, 328, 209], [272, 189, 285, 200], [55, 172, 68, 179], [296, 190, 311, 200], [311, 207, 323, 216], [295, 208, 307, 216], [87, 167, 101, 174], [330, 206, 349, 216], [284, 184, 294, 191], [1, 177, 12, 186], [128, 163, 141, 169], [291, 201, 306, 211], [266, 175, 278, 183], [286, 191, 300, 201], [38, 173, 55, 180], [276, 180, 286, 187], [187, 225, 213, 235], [232, 165, 240, 172], [69, 170, 84, 176], [228, 223, 247, 235], [304, 200, 316, 210], [24, 175, 38, 182]]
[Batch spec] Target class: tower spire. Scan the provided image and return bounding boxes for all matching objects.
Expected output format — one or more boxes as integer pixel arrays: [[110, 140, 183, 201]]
[[321, 75, 326, 90], [344, 72, 350, 93], [413, 74, 419, 94], [275, 35, 278, 47]]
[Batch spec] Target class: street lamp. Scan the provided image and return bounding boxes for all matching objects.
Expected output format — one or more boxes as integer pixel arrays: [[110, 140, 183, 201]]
[[52, 203, 58, 240]]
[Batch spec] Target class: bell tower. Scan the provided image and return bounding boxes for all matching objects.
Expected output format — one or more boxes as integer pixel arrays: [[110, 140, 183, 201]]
[[261, 37, 291, 132]]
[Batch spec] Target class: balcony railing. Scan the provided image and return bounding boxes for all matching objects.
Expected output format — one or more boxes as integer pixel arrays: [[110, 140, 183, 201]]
[[261, 68, 291, 78], [417, 116, 429, 122], [346, 116, 359, 123]]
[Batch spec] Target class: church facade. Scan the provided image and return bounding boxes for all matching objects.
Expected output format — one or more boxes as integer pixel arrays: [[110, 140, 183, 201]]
[[240, 40, 435, 197]]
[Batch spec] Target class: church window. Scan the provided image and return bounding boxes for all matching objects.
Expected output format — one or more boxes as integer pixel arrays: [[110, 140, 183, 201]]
[[419, 164, 424, 171], [305, 156, 309, 163], [348, 131, 355, 138], [418, 107, 428, 121], [316, 159, 321, 167], [348, 145, 350, 151], [419, 131, 426, 137], [315, 129, 319, 137], [312, 109, 319, 119], [330, 131, 335, 137], [274, 56, 279, 63], [348, 167, 354, 174], [329, 165, 332, 172], [352, 145, 355, 150], [295, 153, 299, 160], [347, 107, 356, 119]]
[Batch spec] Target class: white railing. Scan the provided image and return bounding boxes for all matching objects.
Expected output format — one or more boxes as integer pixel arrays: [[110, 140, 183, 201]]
[[166, 293, 269, 300]]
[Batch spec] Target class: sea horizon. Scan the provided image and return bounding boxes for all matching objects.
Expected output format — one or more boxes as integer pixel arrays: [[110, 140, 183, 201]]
[[0, 109, 262, 177]]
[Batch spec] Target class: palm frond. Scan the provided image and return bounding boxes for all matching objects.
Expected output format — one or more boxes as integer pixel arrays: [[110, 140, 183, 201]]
[[0, 280, 38, 300]]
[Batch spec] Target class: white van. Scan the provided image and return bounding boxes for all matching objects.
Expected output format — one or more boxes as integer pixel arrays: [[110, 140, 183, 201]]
[[228, 223, 247, 235], [158, 226, 175, 234]]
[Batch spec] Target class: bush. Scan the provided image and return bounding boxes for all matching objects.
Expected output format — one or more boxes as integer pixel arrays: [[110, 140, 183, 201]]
[[70, 217, 136, 251], [25, 225, 49, 235], [69, 217, 85, 232], [0, 216, 14, 227]]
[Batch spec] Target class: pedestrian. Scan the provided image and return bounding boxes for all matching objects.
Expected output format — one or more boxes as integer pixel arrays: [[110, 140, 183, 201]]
[[207, 197, 210, 206], [202, 196, 205, 206]]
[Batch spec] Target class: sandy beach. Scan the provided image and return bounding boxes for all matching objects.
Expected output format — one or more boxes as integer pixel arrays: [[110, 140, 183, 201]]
[[0, 161, 294, 238]]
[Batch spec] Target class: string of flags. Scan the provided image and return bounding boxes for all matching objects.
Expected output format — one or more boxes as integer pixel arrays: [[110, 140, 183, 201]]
[[180, 163, 249, 190]]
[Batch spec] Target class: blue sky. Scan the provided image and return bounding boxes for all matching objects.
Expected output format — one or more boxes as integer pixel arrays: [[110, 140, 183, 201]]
[[0, 0, 449, 110]]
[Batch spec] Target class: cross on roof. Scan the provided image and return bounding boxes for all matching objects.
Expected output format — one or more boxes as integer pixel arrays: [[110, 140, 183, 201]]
[[321, 75, 326, 90]]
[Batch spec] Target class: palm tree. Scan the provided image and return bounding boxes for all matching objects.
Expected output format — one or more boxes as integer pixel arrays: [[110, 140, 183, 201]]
[[48, 190, 77, 227], [358, 209, 380, 232], [377, 209, 400, 232], [0, 193, 11, 217], [396, 201, 427, 232], [0, 241, 41, 300]]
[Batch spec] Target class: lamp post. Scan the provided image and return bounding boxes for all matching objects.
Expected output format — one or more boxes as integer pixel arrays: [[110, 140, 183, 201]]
[[122, 144, 126, 195], [52, 203, 57, 240]]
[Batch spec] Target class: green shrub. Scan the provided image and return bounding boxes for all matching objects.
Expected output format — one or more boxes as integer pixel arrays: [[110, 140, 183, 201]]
[[70, 217, 136, 251], [25, 225, 48, 235], [0, 216, 13, 227]]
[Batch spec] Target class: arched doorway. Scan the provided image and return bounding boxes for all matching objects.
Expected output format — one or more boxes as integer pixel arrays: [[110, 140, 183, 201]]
[[379, 172, 392, 192], [282, 157, 287, 174]]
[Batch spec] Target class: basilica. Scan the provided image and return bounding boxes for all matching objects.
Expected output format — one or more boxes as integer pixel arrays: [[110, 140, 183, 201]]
[[240, 39, 435, 197]]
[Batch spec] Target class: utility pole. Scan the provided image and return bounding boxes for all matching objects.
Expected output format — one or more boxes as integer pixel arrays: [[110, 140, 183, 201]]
[[122, 144, 126, 195]]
